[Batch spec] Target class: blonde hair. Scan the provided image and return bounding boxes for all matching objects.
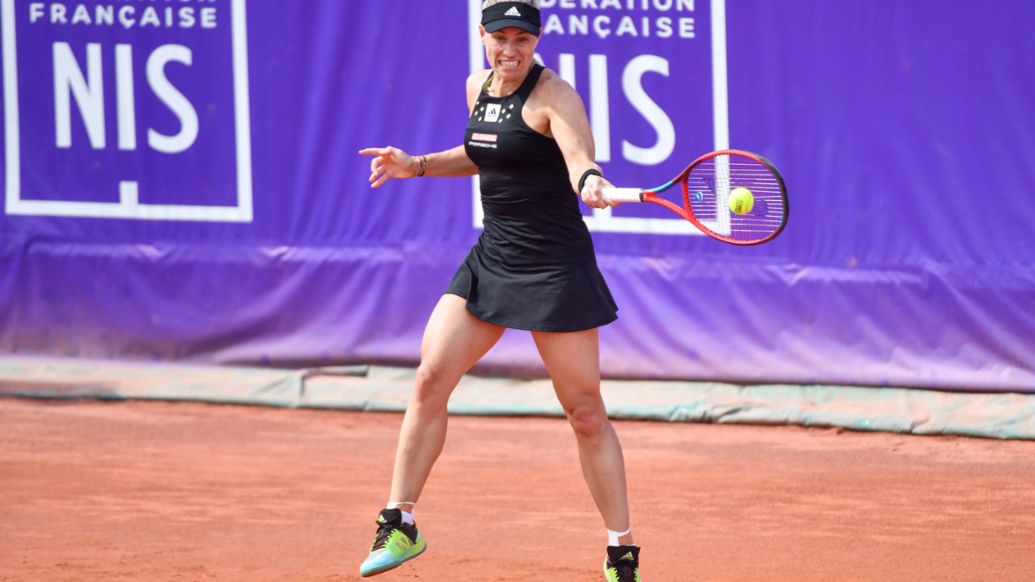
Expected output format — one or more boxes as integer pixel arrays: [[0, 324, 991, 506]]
[[482, 0, 539, 9]]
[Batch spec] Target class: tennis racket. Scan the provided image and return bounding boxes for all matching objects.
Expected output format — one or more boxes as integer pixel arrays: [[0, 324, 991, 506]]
[[602, 150, 789, 245]]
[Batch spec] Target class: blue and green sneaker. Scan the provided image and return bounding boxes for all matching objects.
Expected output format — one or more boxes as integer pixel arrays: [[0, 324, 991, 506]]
[[359, 508, 427, 577], [604, 545, 642, 582]]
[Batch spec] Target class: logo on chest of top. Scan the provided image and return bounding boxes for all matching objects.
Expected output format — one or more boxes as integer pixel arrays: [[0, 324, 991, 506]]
[[476, 102, 515, 124], [468, 132, 498, 150]]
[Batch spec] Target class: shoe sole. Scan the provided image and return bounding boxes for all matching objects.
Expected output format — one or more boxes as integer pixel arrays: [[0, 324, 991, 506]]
[[359, 545, 427, 578]]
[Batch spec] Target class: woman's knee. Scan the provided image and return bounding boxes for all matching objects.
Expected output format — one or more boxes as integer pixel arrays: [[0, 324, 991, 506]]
[[565, 399, 609, 440], [412, 364, 458, 408]]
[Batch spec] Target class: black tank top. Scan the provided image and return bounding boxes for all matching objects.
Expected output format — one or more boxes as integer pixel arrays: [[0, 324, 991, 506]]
[[464, 65, 595, 268]]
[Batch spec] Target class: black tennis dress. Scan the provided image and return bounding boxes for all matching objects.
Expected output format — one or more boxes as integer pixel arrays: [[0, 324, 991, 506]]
[[446, 65, 618, 332]]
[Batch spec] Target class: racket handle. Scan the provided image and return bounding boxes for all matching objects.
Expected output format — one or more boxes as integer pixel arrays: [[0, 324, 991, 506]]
[[601, 188, 644, 203]]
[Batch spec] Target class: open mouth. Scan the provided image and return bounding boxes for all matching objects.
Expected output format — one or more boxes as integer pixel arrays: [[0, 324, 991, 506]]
[[497, 59, 520, 71]]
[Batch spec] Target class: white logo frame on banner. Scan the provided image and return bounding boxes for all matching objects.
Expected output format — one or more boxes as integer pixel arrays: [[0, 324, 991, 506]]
[[2, 0, 253, 222]]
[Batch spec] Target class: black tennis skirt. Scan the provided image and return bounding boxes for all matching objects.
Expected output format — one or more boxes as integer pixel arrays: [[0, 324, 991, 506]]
[[445, 245, 618, 332]]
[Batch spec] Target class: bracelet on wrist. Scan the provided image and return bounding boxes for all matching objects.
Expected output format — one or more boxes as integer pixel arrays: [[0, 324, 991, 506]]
[[577, 168, 603, 193], [416, 155, 428, 177]]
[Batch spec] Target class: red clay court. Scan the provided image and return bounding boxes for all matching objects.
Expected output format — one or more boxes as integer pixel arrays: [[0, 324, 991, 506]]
[[3, 396, 1034, 581]]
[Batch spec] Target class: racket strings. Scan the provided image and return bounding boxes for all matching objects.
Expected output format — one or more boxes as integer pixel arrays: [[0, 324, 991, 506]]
[[682, 154, 787, 242]]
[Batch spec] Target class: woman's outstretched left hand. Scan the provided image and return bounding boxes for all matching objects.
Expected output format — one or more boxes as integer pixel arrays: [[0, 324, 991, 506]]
[[358, 146, 419, 188]]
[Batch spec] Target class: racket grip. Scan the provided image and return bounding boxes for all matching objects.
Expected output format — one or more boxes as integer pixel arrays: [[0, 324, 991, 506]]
[[601, 188, 644, 203]]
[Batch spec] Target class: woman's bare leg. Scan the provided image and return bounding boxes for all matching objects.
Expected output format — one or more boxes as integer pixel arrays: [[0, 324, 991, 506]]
[[387, 294, 505, 507], [531, 328, 633, 545]]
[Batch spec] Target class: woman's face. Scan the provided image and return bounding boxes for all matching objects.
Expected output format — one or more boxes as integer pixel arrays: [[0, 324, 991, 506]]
[[481, 26, 540, 83]]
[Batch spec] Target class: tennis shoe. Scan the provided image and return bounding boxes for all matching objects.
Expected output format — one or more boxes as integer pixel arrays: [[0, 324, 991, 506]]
[[604, 545, 642, 582], [359, 508, 427, 577]]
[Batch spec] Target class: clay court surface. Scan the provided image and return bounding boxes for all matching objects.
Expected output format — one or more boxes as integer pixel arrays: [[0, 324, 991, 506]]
[[2, 397, 1034, 581]]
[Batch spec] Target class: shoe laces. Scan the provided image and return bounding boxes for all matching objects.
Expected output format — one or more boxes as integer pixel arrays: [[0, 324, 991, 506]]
[[609, 560, 637, 582], [371, 522, 396, 551]]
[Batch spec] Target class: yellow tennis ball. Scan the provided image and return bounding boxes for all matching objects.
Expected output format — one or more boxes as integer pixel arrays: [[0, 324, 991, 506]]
[[729, 187, 754, 215]]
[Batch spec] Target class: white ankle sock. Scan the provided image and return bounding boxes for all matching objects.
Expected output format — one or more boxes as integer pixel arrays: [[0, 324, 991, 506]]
[[386, 501, 416, 525], [607, 528, 631, 546]]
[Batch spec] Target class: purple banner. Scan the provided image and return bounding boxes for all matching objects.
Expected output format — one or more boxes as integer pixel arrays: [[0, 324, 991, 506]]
[[1, 0, 1033, 391]]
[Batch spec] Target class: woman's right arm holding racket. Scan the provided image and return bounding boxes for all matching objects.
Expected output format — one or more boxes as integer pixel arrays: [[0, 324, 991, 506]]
[[359, 71, 491, 188]]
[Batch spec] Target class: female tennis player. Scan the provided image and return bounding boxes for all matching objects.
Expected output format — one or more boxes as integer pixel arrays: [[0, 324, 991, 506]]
[[358, 2, 641, 580]]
